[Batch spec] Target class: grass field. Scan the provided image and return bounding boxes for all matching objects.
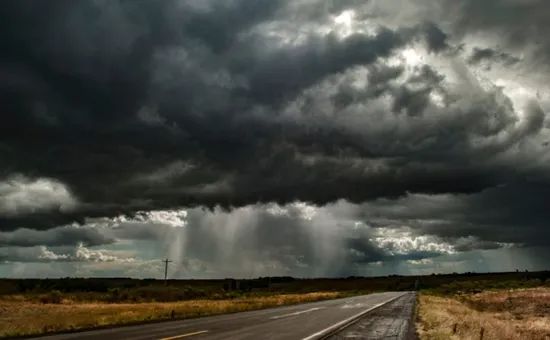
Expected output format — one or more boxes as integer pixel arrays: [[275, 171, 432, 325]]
[[1, 271, 548, 338], [0, 291, 350, 338], [417, 287, 550, 340], [0, 275, 402, 337]]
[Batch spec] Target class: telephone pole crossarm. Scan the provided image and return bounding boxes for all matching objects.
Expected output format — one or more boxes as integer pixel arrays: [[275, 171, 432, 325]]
[[163, 258, 173, 284]]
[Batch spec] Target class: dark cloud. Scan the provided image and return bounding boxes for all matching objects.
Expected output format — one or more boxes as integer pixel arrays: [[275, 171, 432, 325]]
[[468, 47, 520, 67], [1, 0, 508, 231], [0, 226, 114, 247], [359, 182, 550, 248], [422, 22, 450, 53], [451, 0, 550, 54], [0, 0, 549, 277]]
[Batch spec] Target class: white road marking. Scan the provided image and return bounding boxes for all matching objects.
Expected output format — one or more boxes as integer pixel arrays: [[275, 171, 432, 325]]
[[301, 293, 407, 340], [270, 307, 326, 320], [340, 302, 367, 309], [159, 330, 208, 340]]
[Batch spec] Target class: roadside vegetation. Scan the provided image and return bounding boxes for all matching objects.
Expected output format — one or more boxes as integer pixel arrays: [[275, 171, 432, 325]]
[[0, 291, 346, 338], [1, 271, 548, 338], [417, 279, 550, 339], [0, 277, 379, 338]]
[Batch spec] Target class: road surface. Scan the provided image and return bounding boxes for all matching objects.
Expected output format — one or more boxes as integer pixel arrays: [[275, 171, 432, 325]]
[[327, 292, 417, 339], [34, 292, 416, 340]]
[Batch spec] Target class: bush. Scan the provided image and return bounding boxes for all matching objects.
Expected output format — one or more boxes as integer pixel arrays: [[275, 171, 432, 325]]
[[107, 288, 129, 302], [39, 290, 63, 304], [103, 286, 212, 303]]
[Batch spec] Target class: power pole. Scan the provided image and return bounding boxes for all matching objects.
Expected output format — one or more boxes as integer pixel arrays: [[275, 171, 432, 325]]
[[163, 258, 172, 285]]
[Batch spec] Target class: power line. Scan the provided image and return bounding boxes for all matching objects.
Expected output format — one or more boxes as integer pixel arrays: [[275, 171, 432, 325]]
[[163, 258, 172, 285]]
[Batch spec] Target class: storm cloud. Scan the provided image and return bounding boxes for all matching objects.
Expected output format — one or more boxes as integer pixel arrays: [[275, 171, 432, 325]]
[[1, 0, 549, 277]]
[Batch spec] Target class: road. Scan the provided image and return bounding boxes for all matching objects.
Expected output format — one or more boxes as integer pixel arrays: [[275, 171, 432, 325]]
[[34, 292, 416, 340], [327, 292, 417, 339]]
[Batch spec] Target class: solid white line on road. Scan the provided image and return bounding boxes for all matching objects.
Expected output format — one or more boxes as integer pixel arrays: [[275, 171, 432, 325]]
[[159, 330, 209, 340], [301, 293, 407, 340], [270, 307, 326, 320]]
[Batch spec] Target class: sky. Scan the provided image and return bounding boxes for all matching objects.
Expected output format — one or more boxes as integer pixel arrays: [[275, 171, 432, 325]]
[[1, 0, 549, 279]]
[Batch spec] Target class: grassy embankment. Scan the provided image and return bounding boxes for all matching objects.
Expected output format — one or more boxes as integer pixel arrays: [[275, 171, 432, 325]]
[[417, 279, 550, 340]]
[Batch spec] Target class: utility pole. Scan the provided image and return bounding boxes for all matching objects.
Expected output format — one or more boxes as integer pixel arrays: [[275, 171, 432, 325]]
[[163, 258, 172, 285]]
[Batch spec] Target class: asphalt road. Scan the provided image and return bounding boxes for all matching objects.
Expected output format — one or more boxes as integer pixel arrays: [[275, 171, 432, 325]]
[[34, 292, 415, 340], [327, 292, 417, 339]]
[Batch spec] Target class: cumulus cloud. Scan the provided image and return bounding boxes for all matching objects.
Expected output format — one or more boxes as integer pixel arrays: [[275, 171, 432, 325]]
[[74, 244, 135, 263], [37, 246, 70, 261], [0, 175, 77, 217], [131, 210, 188, 228], [0, 244, 135, 264], [371, 229, 455, 256]]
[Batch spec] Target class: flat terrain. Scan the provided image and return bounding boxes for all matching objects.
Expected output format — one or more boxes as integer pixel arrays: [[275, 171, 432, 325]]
[[33, 292, 410, 340], [1, 272, 548, 338], [417, 287, 550, 340], [0, 292, 345, 338]]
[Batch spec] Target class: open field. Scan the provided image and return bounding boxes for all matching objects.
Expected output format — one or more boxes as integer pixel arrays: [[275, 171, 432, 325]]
[[0, 271, 548, 338], [0, 291, 348, 338], [417, 287, 550, 340]]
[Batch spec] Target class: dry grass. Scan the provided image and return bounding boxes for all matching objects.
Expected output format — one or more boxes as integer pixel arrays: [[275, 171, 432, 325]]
[[417, 287, 550, 340], [0, 291, 344, 338]]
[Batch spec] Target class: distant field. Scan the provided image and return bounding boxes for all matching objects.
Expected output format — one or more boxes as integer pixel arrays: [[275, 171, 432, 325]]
[[417, 287, 550, 339], [0, 271, 548, 338]]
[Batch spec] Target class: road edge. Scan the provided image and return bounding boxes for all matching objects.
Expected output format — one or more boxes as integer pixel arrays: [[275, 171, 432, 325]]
[[301, 292, 410, 340], [409, 292, 419, 340]]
